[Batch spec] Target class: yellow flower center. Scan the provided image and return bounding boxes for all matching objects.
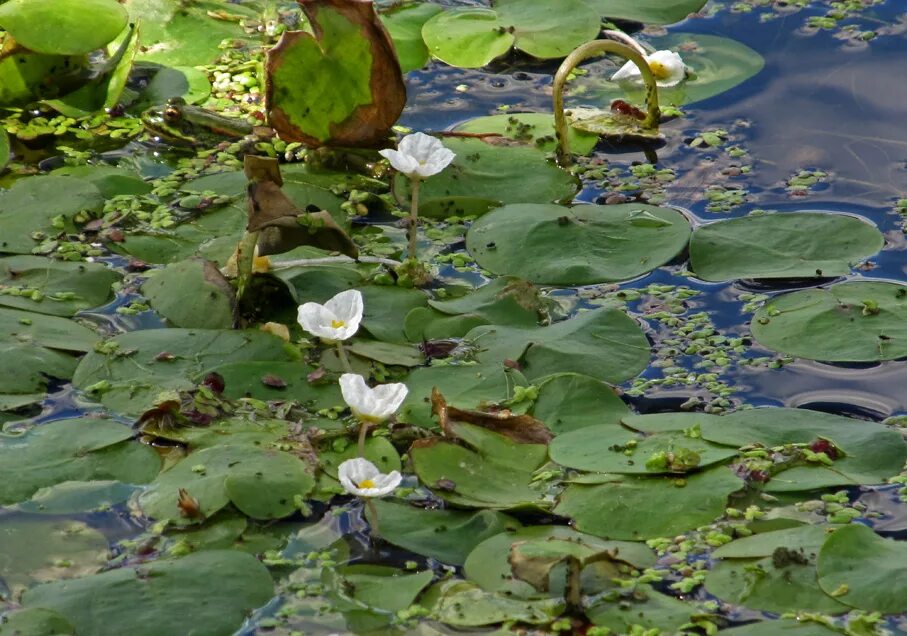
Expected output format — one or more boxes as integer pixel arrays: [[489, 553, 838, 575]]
[[331, 319, 346, 329], [649, 60, 670, 80], [358, 479, 376, 489]]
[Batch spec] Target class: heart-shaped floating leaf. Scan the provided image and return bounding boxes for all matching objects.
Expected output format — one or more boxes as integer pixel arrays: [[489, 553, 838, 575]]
[[555, 467, 743, 540], [466, 203, 690, 285], [817, 523, 907, 614], [141, 258, 236, 329], [569, 33, 764, 108], [586, 584, 705, 634], [690, 212, 884, 281], [532, 373, 630, 434], [719, 620, 842, 636], [395, 137, 579, 219], [22, 550, 274, 636], [582, 0, 706, 25], [380, 2, 442, 72], [0, 418, 161, 506], [0, 0, 127, 56], [705, 525, 849, 615], [0, 255, 121, 317], [424, 579, 563, 627], [751, 281, 907, 362], [454, 113, 599, 155], [0, 49, 89, 106], [421, 0, 601, 68], [266, 0, 406, 147]]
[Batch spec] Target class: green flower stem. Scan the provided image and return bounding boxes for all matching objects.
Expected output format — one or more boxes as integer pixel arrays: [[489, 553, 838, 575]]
[[234, 230, 259, 300], [365, 497, 380, 538], [553, 39, 661, 165], [407, 176, 421, 261], [357, 419, 370, 457], [335, 341, 352, 373]]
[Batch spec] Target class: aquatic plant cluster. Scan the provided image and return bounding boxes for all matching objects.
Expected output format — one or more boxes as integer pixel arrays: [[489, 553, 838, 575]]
[[2, 0, 907, 634]]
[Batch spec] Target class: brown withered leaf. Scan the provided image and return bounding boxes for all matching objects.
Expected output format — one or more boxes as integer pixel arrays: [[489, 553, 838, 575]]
[[244, 155, 358, 258], [177, 488, 204, 519], [265, 0, 406, 148], [431, 387, 553, 444]]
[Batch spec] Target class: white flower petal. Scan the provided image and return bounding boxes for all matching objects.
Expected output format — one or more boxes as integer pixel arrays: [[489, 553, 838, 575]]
[[370, 382, 409, 417], [296, 290, 362, 341], [383, 133, 455, 179], [337, 459, 401, 498], [611, 59, 639, 83], [610, 49, 687, 88], [339, 374, 407, 422]]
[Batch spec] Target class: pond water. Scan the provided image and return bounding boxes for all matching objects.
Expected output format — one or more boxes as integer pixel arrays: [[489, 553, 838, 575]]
[[3, 0, 907, 635]]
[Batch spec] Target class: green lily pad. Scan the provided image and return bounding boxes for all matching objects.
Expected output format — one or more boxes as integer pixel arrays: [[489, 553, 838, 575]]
[[0, 343, 78, 396], [423, 579, 563, 627], [699, 408, 907, 492], [399, 363, 526, 428], [752, 281, 907, 362], [381, 2, 443, 72], [817, 523, 907, 613], [366, 500, 521, 566], [0, 256, 121, 316], [705, 525, 849, 615], [347, 339, 425, 367], [411, 421, 548, 509], [0, 128, 9, 171], [464, 525, 656, 598], [586, 584, 705, 633], [125, 0, 255, 67], [359, 285, 429, 343], [0, 307, 98, 351], [209, 361, 341, 407], [318, 437, 402, 481], [566, 107, 664, 141], [139, 443, 314, 524], [550, 424, 737, 474], [21, 550, 274, 636], [531, 373, 630, 434], [690, 213, 884, 281], [0, 517, 108, 595], [131, 65, 212, 110], [51, 165, 152, 198], [453, 112, 599, 155], [0, 417, 160, 506], [0, 176, 103, 255], [582, 0, 706, 24], [712, 524, 835, 559], [428, 277, 541, 327], [466, 203, 690, 285], [0, 0, 127, 56], [0, 607, 76, 636], [16, 480, 138, 515], [72, 328, 299, 416], [421, 0, 601, 68], [0, 50, 88, 106], [396, 138, 579, 219], [467, 306, 651, 384], [327, 564, 434, 614], [141, 258, 236, 329], [555, 467, 743, 540], [571, 33, 764, 108], [718, 620, 843, 636]]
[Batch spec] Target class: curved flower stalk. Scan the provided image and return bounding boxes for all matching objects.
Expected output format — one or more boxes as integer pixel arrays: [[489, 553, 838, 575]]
[[552, 39, 661, 165], [379, 132, 455, 262], [339, 372, 408, 456], [338, 457, 402, 537], [297, 289, 363, 371]]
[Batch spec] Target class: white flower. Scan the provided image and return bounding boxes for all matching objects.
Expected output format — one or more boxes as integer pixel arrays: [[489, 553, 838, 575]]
[[611, 50, 687, 88], [379, 132, 456, 179], [338, 457, 402, 498], [297, 289, 363, 342], [340, 373, 408, 424]]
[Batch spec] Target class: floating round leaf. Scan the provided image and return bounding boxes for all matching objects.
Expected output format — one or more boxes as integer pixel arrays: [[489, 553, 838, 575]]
[[751, 281, 907, 362], [586, 584, 703, 634], [690, 213, 884, 281], [531, 373, 630, 434], [141, 258, 236, 329], [582, 0, 707, 24], [555, 467, 743, 540], [365, 500, 521, 566], [719, 620, 843, 636], [381, 2, 442, 72], [817, 523, 907, 614], [0, 256, 121, 317], [466, 203, 690, 285], [454, 112, 599, 155], [421, 0, 601, 68], [396, 138, 579, 219], [266, 0, 406, 147], [21, 550, 274, 636], [467, 306, 651, 384], [569, 33, 764, 107], [699, 408, 907, 492], [705, 525, 849, 615], [0, 418, 161, 506], [0, 0, 127, 55]]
